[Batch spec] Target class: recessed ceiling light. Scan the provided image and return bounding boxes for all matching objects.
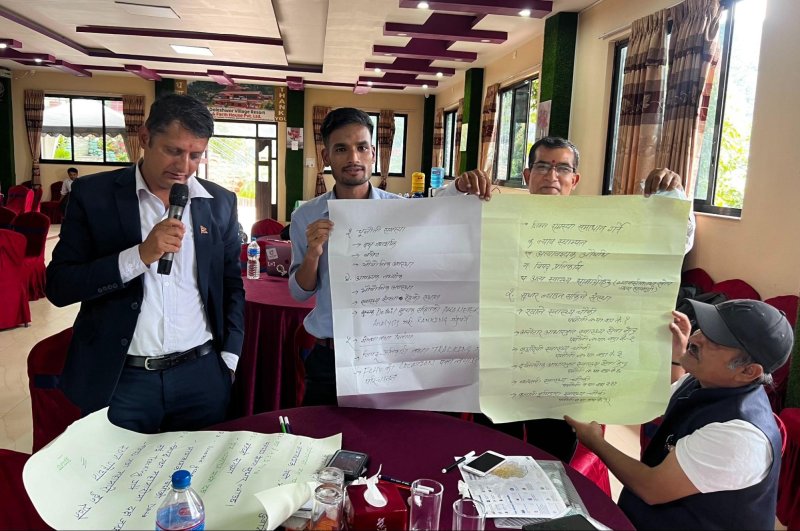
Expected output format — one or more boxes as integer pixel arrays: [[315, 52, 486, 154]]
[[170, 44, 213, 56], [454, 58, 462, 61], [436, 72, 443, 77], [34, 58, 42, 63], [0, 43, 6, 49], [116, 1, 179, 19], [417, 1, 429, 9], [422, 84, 429, 89], [481, 39, 491, 43], [367, 81, 373, 86], [384, 53, 393, 56], [398, 33, 407, 36], [374, 67, 382, 73], [519, 8, 532, 17]]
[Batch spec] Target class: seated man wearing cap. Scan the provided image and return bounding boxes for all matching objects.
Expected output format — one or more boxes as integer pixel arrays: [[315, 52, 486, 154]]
[[566, 299, 793, 530]]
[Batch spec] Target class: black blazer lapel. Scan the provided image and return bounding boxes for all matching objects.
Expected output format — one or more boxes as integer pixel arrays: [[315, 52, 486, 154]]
[[191, 197, 212, 304], [114, 166, 142, 246]]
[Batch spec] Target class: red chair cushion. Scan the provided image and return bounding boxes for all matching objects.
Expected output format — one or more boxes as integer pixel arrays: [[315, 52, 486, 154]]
[[5, 186, 33, 215], [710, 279, 761, 301], [251, 218, 284, 239], [681, 267, 714, 293]]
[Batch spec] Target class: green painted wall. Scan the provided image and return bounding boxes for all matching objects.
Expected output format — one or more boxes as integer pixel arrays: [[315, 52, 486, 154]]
[[540, 12, 578, 139], [459, 68, 484, 174], [285, 90, 304, 217]]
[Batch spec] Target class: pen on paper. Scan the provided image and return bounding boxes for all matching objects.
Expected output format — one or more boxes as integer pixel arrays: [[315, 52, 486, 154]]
[[442, 450, 475, 474], [284, 416, 293, 434], [279, 416, 287, 434]]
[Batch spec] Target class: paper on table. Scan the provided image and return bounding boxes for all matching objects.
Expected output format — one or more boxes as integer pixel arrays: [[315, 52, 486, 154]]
[[254, 481, 316, 530], [23, 409, 341, 530], [479, 195, 690, 424], [459, 456, 567, 518], [328, 196, 482, 412]]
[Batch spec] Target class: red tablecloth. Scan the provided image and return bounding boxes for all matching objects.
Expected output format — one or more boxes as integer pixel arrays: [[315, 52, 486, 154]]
[[229, 277, 314, 417], [778, 407, 800, 529], [218, 406, 634, 530]]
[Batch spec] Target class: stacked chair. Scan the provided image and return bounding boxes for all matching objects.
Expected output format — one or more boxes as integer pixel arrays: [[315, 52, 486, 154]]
[[0, 229, 31, 329], [13, 211, 50, 300], [5, 185, 32, 215], [39, 182, 64, 225]]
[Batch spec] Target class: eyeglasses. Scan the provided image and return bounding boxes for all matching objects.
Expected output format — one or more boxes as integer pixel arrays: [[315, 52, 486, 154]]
[[530, 162, 575, 176]]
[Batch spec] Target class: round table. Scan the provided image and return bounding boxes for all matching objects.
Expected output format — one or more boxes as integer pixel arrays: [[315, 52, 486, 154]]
[[218, 406, 634, 530], [230, 277, 314, 416]]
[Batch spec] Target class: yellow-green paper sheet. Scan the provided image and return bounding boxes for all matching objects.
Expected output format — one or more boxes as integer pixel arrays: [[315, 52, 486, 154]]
[[479, 195, 691, 425]]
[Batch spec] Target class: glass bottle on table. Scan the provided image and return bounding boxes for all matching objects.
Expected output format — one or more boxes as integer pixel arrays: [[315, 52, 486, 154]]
[[310, 484, 343, 530]]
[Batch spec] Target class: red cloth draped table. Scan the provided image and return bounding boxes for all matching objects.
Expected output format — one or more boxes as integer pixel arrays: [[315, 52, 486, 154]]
[[778, 407, 800, 529], [229, 277, 314, 417], [218, 406, 634, 530], [0, 449, 49, 530]]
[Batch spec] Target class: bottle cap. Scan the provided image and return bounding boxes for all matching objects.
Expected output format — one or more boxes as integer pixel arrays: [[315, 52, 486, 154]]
[[172, 470, 191, 489]]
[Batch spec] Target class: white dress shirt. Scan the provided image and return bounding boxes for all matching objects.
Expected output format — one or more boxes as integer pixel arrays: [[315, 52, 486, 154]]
[[117, 165, 238, 371]]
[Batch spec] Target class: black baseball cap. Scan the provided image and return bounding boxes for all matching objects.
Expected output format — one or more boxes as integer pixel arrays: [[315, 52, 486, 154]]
[[688, 299, 794, 374]]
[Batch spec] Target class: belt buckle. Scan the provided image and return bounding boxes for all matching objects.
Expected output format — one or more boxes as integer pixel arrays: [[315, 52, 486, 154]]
[[144, 356, 159, 371]]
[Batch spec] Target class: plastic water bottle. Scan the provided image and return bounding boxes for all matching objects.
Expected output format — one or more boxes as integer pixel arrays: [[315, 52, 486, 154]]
[[155, 470, 205, 531], [247, 238, 260, 280], [430, 167, 444, 189]]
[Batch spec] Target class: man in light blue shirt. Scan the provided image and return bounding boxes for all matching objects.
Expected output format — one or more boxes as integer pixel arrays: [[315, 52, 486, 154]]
[[290, 108, 491, 405]]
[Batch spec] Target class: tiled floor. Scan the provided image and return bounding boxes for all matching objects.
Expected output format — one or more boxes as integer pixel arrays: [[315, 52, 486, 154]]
[[0, 225, 641, 500]]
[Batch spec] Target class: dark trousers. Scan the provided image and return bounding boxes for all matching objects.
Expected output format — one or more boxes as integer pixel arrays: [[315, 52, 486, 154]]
[[108, 350, 232, 433], [302, 344, 338, 406]]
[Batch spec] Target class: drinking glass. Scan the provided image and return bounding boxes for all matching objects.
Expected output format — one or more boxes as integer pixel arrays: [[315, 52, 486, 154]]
[[310, 484, 343, 530], [408, 479, 443, 531], [316, 466, 345, 488], [452, 498, 485, 531]]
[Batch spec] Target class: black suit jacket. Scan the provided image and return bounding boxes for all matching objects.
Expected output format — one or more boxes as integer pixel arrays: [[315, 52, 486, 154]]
[[46, 165, 245, 414]]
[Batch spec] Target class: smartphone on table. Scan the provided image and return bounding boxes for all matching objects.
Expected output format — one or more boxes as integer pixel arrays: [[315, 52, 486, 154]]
[[461, 450, 507, 476], [326, 449, 369, 481]]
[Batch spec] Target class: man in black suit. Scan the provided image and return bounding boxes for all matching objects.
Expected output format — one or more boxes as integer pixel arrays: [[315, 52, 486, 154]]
[[47, 94, 244, 433]]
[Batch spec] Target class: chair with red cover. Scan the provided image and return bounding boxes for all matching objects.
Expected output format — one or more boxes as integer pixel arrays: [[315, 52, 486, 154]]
[[38, 182, 64, 225], [764, 295, 798, 413], [5, 185, 33, 215], [777, 408, 800, 530], [251, 218, 285, 239], [0, 449, 50, 530], [31, 187, 43, 212], [0, 206, 15, 229], [570, 431, 612, 497], [13, 211, 50, 300], [0, 229, 31, 330], [28, 327, 81, 452], [681, 267, 714, 293], [710, 278, 761, 301]]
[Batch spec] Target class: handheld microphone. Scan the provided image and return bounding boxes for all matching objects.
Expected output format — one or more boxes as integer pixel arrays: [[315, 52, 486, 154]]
[[157, 183, 189, 275]]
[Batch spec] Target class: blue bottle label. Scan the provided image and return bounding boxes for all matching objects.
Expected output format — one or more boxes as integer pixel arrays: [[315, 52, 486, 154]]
[[155, 504, 205, 531]]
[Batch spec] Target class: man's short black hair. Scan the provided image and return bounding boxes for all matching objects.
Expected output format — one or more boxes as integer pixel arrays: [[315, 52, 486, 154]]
[[144, 94, 214, 140], [528, 136, 580, 170], [67, 167, 78, 174], [321, 107, 373, 146]]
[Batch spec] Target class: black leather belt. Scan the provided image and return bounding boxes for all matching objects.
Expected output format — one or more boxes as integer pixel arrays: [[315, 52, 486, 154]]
[[125, 341, 214, 371], [315, 337, 334, 349]]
